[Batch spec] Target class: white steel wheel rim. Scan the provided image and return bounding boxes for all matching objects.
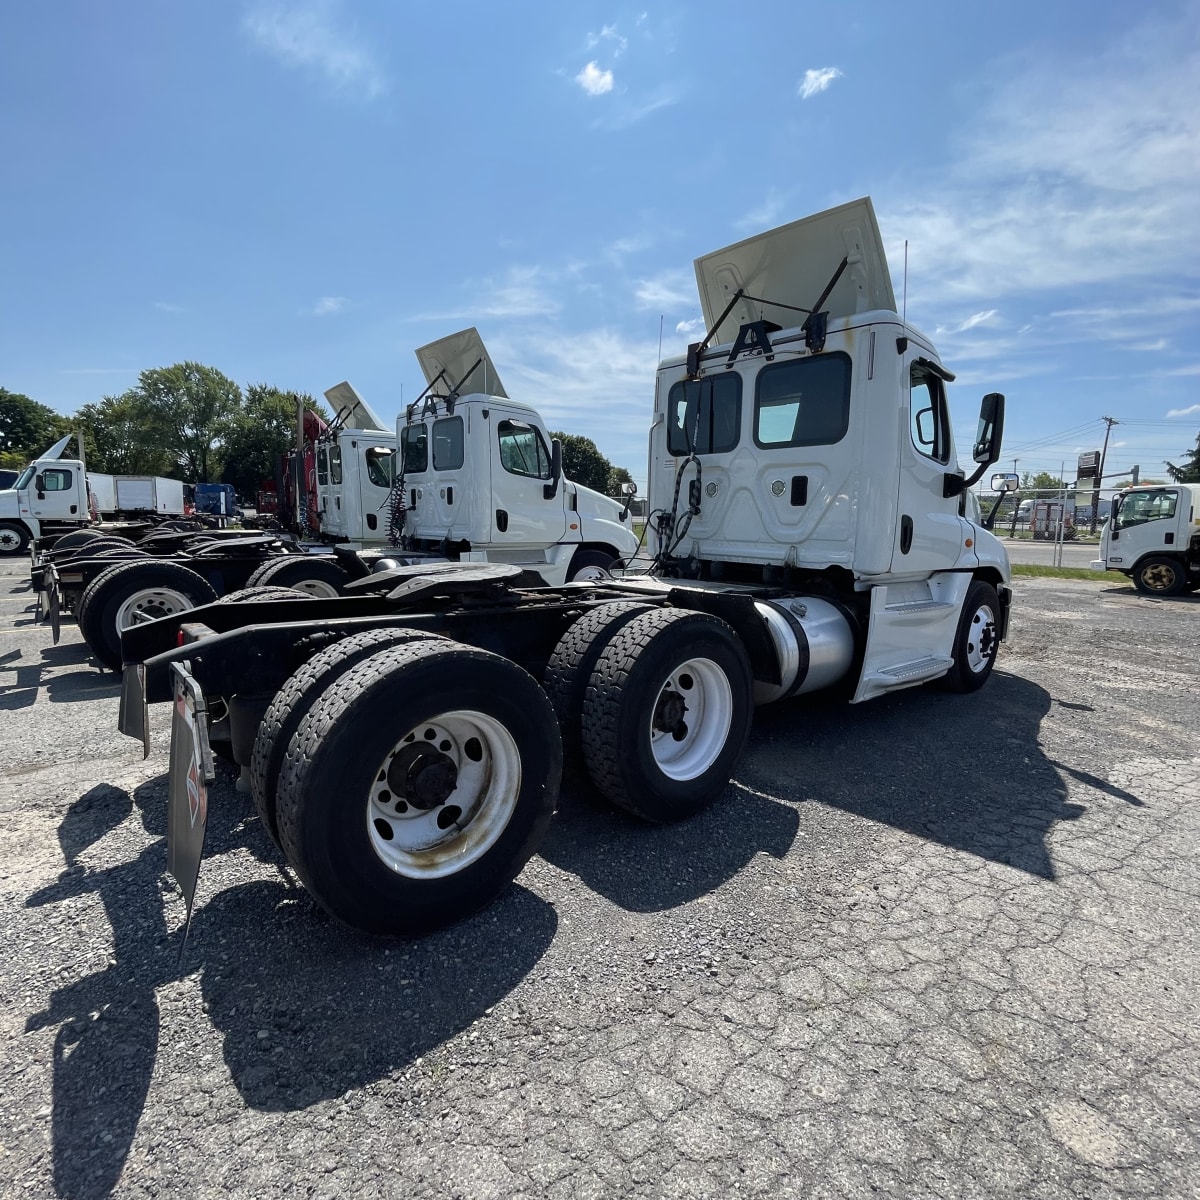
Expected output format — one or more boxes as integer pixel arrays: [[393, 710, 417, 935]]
[[366, 709, 521, 879], [288, 579, 340, 598], [648, 656, 734, 781], [1141, 563, 1174, 591], [0, 529, 22, 551], [965, 602, 997, 674], [114, 586, 194, 630], [572, 563, 612, 582]]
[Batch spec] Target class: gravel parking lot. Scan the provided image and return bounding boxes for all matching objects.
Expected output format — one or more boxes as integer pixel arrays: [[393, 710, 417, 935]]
[[1, 557, 1197, 1200]]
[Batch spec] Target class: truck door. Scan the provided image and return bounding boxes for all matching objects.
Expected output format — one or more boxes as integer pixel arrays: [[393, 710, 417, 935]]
[[357, 443, 395, 540], [892, 358, 968, 573], [491, 417, 567, 547], [315, 443, 344, 537], [29, 464, 83, 521], [1109, 489, 1185, 560]]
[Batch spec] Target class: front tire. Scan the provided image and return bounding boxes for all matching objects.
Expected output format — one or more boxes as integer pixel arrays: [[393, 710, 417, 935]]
[[580, 608, 753, 822], [1132, 556, 1187, 597], [939, 580, 1000, 693], [0, 523, 31, 556], [567, 548, 618, 582], [274, 641, 562, 935], [77, 560, 219, 671]]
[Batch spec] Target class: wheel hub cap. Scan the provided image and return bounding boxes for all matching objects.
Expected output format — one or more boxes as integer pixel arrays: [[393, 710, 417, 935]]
[[386, 743, 458, 809]]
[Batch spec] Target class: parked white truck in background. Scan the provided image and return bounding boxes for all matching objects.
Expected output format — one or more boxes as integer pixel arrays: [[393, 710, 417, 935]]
[[118, 197, 1014, 940], [1091, 484, 1200, 595], [0, 434, 188, 555], [311, 381, 398, 549], [394, 327, 640, 583]]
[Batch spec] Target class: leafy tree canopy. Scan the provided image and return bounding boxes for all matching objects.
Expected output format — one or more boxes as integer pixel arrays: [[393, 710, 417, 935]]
[[75, 392, 176, 476], [220, 384, 320, 498], [132, 362, 242, 483], [1165, 430, 1200, 483], [550, 431, 632, 496], [0, 387, 71, 468]]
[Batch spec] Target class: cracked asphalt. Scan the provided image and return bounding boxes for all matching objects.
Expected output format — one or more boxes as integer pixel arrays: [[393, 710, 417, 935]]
[[1, 556, 1197, 1199]]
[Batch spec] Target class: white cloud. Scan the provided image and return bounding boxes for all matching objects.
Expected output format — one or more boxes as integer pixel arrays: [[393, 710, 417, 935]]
[[586, 25, 628, 56], [576, 61, 614, 96], [675, 318, 703, 335], [936, 309, 999, 336], [1167, 403, 1200, 416], [884, 18, 1200, 307], [244, 2, 386, 98], [152, 301, 183, 313], [634, 270, 694, 311], [311, 296, 348, 316], [798, 68, 842, 99], [491, 327, 660, 489], [1163, 366, 1200, 379], [407, 266, 562, 322]]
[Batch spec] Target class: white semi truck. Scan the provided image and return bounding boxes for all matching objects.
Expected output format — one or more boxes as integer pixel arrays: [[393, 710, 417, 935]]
[[118, 197, 1013, 940], [1090, 484, 1200, 595], [0, 434, 187, 555], [393, 328, 640, 584]]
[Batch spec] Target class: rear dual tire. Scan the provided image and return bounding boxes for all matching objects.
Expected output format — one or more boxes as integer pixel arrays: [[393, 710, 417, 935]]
[[273, 641, 562, 936]]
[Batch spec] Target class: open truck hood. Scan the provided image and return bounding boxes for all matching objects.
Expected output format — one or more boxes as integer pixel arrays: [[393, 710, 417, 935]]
[[694, 197, 896, 347], [415, 327, 507, 399], [322, 382, 389, 432]]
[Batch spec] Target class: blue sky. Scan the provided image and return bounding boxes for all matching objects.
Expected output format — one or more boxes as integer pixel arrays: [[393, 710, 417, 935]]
[[2, 1, 1197, 490]]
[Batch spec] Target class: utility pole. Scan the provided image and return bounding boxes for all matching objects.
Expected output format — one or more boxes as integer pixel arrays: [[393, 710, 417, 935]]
[[1092, 416, 1118, 535], [1009, 458, 1019, 536]]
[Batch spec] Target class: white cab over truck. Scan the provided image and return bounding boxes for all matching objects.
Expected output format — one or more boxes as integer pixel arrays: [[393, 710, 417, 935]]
[[393, 328, 640, 585], [118, 197, 1013, 942], [0, 435, 188, 555], [1091, 484, 1200, 596], [312, 382, 398, 548]]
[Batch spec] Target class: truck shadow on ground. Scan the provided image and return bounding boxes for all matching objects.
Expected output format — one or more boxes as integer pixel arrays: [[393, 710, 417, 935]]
[[543, 671, 1128, 912], [24, 774, 556, 1199], [540, 777, 800, 912], [740, 670, 1125, 880], [0, 643, 119, 710]]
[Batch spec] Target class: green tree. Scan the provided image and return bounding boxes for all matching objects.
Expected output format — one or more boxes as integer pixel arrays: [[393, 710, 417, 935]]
[[131, 362, 242, 482], [220, 385, 318, 498], [1165, 431, 1200, 483], [0, 387, 70, 468], [607, 464, 635, 495], [74, 392, 176, 475], [1020, 470, 1066, 492], [550, 431, 633, 495]]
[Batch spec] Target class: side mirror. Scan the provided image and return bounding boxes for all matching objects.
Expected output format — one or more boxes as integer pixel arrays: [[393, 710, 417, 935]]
[[961, 393, 1005, 489], [990, 472, 1020, 494], [973, 393, 1005, 465], [621, 481, 637, 496], [543, 438, 563, 500], [34, 473, 45, 491]]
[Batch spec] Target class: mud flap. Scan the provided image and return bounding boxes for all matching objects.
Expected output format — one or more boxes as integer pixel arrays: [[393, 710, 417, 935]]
[[47, 565, 61, 643], [118, 663, 150, 758], [168, 662, 215, 952]]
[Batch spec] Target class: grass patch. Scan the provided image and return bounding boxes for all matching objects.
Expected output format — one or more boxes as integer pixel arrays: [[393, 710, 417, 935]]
[[1012, 563, 1110, 581]]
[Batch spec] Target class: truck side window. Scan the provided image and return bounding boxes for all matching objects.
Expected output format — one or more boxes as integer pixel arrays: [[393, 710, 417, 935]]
[[365, 447, 394, 488], [329, 444, 342, 485], [753, 353, 851, 448], [1114, 490, 1177, 529], [317, 447, 329, 486], [667, 375, 741, 456], [41, 468, 73, 491], [909, 365, 951, 464], [401, 424, 428, 473], [433, 417, 465, 471], [498, 420, 551, 478]]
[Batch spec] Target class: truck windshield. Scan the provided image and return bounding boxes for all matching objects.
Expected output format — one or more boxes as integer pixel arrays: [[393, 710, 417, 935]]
[[14, 465, 36, 491], [1113, 489, 1177, 530]]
